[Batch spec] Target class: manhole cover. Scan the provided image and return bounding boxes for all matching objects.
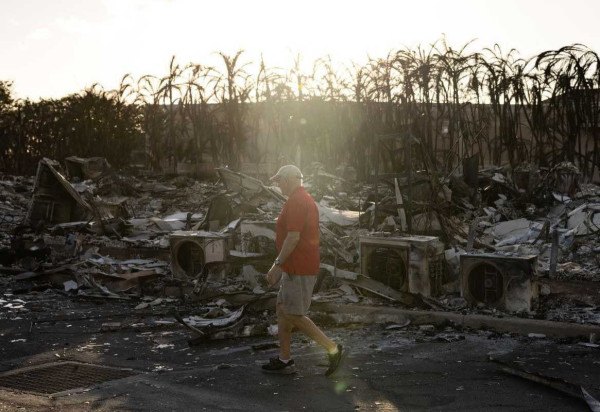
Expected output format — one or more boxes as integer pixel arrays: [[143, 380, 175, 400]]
[[0, 361, 137, 395]]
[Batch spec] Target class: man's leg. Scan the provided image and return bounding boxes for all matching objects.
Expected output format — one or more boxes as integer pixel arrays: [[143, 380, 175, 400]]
[[271, 275, 344, 376], [283, 312, 337, 353], [262, 303, 297, 374], [276, 303, 294, 360], [283, 311, 344, 376]]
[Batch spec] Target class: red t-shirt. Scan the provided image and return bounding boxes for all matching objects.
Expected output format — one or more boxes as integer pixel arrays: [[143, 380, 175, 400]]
[[275, 186, 320, 275]]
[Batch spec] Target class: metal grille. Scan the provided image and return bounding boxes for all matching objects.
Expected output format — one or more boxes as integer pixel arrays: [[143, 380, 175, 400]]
[[428, 257, 445, 296], [468, 263, 504, 303], [176, 241, 205, 276], [368, 247, 407, 291], [0, 361, 137, 395]]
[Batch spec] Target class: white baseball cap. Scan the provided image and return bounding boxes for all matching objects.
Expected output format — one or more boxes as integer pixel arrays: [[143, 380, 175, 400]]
[[270, 164, 303, 181]]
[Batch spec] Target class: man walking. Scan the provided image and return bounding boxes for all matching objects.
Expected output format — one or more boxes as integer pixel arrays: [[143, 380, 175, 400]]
[[262, 165, 344, 376]]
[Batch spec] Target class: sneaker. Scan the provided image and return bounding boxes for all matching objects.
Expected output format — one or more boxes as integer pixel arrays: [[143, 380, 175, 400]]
[[325, 344, 345, 377], [261, 357, 297, 374]]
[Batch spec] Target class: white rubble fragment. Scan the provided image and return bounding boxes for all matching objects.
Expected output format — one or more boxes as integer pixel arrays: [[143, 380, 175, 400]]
[[385, 320, 411, 330], [63, 280, 78, 291], [319, 263, 358, 281], [317, 204, 360, 227], [241, 265, 263, 288], [492, 173, 506, 183], [150, 218, 185, 231], [339, 284, 355, 295], [444, 247, 464, 277], [486, 218, 531, 238], [155, 344, 174, 349], [483, 207, 497, 216], [153, 320, 174, 325], [153, 365, 173, 372], [567, 204, 600, 236], [163, 212, 203, 221], [485, 218, 546, 247], [578, 342, 599, 348], [552, 192, 571, 203], [120, 259, 157, 265], [101, 322, 122, 332], [184, 306, 244, 328]]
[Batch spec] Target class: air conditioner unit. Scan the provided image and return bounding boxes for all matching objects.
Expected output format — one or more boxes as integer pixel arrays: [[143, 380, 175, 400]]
[[460, 254, 538, 313], [359, 235, 445, 297], [169, 231, 229, 278]]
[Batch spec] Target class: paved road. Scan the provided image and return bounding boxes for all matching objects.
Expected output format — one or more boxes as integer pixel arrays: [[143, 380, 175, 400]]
[[0, 310, 596, 411]]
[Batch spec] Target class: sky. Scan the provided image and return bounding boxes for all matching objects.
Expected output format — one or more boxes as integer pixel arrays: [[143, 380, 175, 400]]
[[1, 0, 598, 100]]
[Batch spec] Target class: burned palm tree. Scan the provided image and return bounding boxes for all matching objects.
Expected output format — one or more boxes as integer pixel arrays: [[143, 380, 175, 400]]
[[157, 56, 184, 174], [400, 44, 440, 157], [309, 56, 352, 168], [252, 55, 289, 167], [211, 50, 253, 168], [432, 39, 478, 170], [1, 38, 599, 182], [136, 74, 167, 171], [460, 52, 492, 165], [534, 45, 600, 178], [344, 62, 376, 179], [480, 45, 527, 166], [180, 63, 218, 173]]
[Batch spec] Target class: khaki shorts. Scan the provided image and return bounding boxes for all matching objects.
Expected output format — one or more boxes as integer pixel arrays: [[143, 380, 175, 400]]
[[277, 272, 317, 316]]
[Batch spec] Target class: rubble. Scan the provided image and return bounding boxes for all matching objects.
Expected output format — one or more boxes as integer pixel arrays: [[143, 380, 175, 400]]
[[0, 155, 598, 355]]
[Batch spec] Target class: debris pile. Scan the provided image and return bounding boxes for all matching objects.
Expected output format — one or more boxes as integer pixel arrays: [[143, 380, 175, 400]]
[[0, 156, 599, 343]]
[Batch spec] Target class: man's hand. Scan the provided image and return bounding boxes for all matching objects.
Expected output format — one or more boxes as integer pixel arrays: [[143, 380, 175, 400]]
[[266, 264, 283, 287]]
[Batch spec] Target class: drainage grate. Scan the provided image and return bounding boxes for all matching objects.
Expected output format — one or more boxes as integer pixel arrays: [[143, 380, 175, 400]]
[[0, 361, 137, 395]]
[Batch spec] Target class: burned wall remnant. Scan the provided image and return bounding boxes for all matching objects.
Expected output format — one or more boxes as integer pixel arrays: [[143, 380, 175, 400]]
[[64, 156, 111, 181], [26, 158, 91, 226]]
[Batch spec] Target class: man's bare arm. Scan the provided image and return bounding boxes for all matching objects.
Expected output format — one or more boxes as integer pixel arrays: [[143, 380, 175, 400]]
[[276, 231, 300, 264], [266, 231, 300, 286]]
